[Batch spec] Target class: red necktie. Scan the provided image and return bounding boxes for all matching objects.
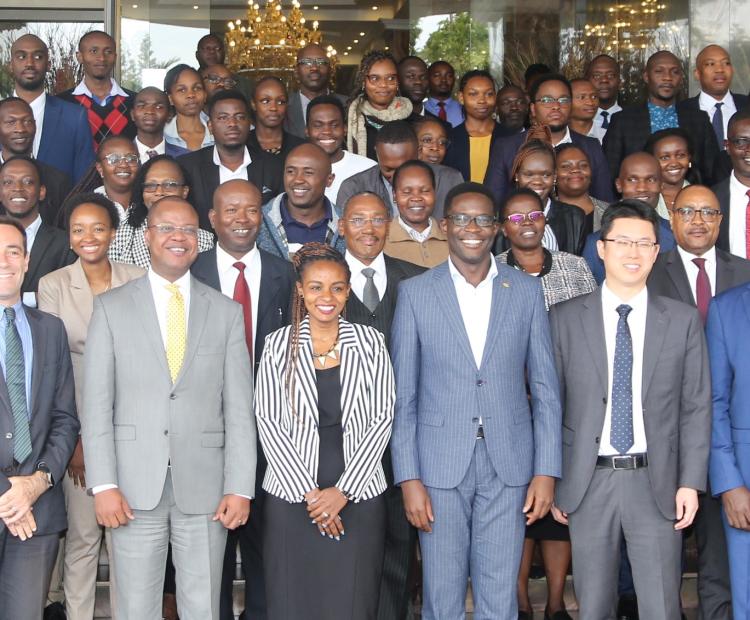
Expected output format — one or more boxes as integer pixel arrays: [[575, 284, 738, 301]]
[[745, 189, 750, 259], [233, 262, 253, 360], [438, 101, 447, 121], [692, 258, 711, 325]]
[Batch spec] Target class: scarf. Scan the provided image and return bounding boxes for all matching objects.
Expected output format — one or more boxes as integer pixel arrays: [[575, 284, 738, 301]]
[[346, 96, 413, 156]]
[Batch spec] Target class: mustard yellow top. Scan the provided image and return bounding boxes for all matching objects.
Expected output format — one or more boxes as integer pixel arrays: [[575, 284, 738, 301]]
[[469, 134, 493, 183]]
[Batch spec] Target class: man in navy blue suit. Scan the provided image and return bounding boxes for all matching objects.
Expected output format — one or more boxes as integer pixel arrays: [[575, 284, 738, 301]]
[[8, 34, 95, 184]]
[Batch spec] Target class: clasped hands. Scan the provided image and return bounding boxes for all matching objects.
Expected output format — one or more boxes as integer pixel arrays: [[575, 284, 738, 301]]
[[0, 472, 49, 541], [305, 487, 347, 541]]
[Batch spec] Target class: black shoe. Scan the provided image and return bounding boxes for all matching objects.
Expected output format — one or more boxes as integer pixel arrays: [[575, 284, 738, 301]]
[[617, 595, 639, 620], [544, 609, 574, 620], [43, 602, 67, 620], [518, 611, 533, 620]]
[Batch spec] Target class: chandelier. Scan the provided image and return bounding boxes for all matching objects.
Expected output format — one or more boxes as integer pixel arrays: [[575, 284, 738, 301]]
[[225, 0, 338, 84], [581, 1, 668, 53]]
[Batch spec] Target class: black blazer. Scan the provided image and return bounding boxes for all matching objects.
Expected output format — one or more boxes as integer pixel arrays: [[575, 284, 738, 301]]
[[712, 176, 732, 253], [0, 307, 78, 536], [678, 92, 750, 117], [178, 146, 283, 231], [485, 129, 614, 207], [603, 102, 721, 185], [648, 246, 750, 303], [190, 246, 294, 371], [443, 121, 516, 181], [23, 223, 76, 294]]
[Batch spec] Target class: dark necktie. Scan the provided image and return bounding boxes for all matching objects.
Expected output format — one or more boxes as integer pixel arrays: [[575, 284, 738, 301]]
[[611, 304, 634, 454], [5, 307, 31, 463], [600, 110, 609, 129], [233, 262, 253, 360], [692, 258, 711, 325], [361, 267, 379, 313], [437, 101, 447, 121], [713, 102, 725, 147], [147, 149, 159, 160]]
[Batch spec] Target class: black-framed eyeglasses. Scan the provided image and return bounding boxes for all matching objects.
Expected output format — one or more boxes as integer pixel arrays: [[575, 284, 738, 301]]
[[534, 96, 571, 106], [670, 207, 722, 222], [445, 214, 497, 228], [344, 217, 390, 228], [505, 211, 545, 225], [142, 181, 185, 194], [298, 58, 329, 68], [147, 223, 199, 237], [601, 237, 657, 250], [728, 137, 750, 149]]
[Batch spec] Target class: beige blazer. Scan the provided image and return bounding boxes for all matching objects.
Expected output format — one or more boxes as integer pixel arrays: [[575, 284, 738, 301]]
[[38, 259, 145, 417], [384, 217, 449, 268]]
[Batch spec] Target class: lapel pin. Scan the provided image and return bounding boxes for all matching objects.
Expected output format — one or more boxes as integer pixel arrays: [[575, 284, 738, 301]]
[[502, 281, 510, 288]]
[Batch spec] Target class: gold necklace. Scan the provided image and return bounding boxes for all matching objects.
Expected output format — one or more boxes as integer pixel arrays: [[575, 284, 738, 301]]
[[313, 339, 340, 367]]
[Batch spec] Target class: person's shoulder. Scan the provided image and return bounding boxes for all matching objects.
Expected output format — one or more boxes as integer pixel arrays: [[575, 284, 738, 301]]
[[192, 276, 236, 310], [39, 262, 76, 288], [651, 292, 699, 319], [26, 304, 66, 333], [38, 222, 69, 244], [385, 254, 426, 278], [259, 248, 294, 274], [714, 280, 750, 309], [551, 286, 598, 316], [178, 146, 212, 166], [552, 250, 589, 269], [112, 261, 147, 280]]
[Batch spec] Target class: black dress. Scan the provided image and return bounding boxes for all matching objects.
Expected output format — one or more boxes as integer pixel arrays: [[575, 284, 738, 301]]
[[264, 365, 386, 619]]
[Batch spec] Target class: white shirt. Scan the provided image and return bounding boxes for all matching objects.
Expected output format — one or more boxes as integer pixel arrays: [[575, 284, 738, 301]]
[[677, 245, 717, 303], [397, 216, 432, 243], [595, 102, 622, 135], [586, 122, 607, 144], [542, 198, 559, 251], [72, 78, 129, 103], [135, 137, 166, 164], [22, 215, 43, 308], [346, 251, 387, 304], [215, 244, 261, 359], [12, 90, 45, 157], [326, 150, 377, 205], [728, 172, 750, 258], [213, 146, 252, 184], [698, 90, 737, 143], [552, 126, 572, 147], [599, 282, 648, 456]]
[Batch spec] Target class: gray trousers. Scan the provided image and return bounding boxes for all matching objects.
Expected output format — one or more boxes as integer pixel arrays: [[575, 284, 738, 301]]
[[568, 467, 682, 620], [109, 470, 227, 620]]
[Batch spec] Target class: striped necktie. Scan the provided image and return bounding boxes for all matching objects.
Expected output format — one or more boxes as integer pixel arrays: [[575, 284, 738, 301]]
[[165, 283, 186, 383], [5, 307, 31, 463]]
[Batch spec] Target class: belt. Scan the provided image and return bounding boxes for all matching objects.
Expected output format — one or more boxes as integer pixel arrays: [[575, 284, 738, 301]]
[[476, 425, 484, 439], [596, 453, 648, 470]]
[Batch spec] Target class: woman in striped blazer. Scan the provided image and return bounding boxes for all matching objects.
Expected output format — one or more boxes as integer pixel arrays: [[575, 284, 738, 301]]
[[255, 243, 395, 620]]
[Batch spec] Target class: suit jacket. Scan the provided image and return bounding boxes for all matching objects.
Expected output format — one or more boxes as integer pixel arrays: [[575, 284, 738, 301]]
[[178, 146, 282, 231], [603, 103, 721, 185], [165, 142, 190, 159], [647, 247, 750, 304], [707, 283, 750, 496], [37, 259, 145, 414], [549, 288, 711, 519], [390, 260, 562, 489], [284, 91, 348, 139], [190, 246, 294, 370], [713, 176, 732, 252], [336, 162, 463, 220], [485, 129, 614, 207], [255, 317, 395, 503], [39, 95, 96, 184], [82, 274, 256, 513], [443, 121, 516, 181], [0, 306, 78, 536], [23, 223, 77, 294], [678, 92, 749, 119]]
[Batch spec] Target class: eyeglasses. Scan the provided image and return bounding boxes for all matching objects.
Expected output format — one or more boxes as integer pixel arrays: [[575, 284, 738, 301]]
[[344, 217, 390, 228], [365, 74, 398, 85], [445, 214, 497, 228], [671, 207, 722, 222], [298, 58, 329, 68], [203, 75, 237, 88], [419, 136, 450, 148], [505, 211, 545, 225], [100, 153, 139, 166], [728, 137, 750, 149], [534, 96, 571, 106], [142, 181, 185, 193], [601, 237, 657, 251], [147, 223, 199, 236]]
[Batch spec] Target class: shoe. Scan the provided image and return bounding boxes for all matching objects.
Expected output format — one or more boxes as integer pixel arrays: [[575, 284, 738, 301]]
[[518, 611, 533, 620], [616, 595, 639, 620], [544, 609, 573, 620], [43, 602, 67, 620]]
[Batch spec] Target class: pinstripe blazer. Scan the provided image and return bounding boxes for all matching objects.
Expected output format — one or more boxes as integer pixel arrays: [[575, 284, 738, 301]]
[[255, 317, 395, 503]]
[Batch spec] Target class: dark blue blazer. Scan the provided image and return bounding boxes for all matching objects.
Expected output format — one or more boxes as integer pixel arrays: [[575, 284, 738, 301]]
[[443, 121, 517, 181], [38, 95, 96, 185], [165, 142, 190, 158], [485, 129, 614, 207]]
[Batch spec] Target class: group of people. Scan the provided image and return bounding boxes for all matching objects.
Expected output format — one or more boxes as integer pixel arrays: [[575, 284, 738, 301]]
[[2, 23, 750, 620]]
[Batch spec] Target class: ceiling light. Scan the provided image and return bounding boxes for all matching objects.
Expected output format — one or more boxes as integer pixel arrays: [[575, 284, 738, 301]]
[[132, 2, 138, 6], [313, 4, 318, 8], [359, 32, 365, 36], [193, 5, 199, 9], [347, 46, 352, 50], [353, 39, 359, 43], [372, 5, 378, 10], [344, 52, 349, 56]]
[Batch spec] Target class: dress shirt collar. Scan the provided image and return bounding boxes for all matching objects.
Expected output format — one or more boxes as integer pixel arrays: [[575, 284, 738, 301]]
[[597, 102, 622, 116], [212, 145, 252, 170], [676, 243, 717, 266], [148, 268, 192, 299], [730, 170, 750, 193], [397, 215, 433, 243], [72, 78, 129, 101], [601, 280, 648, 315], [345, 250, 386, 279], [699, 90, 734, 108], [552, 126, 572, 147], [25, 214, 43, 251], [448, 254, 498, 289], [279, 194, 333, 228], [135, 137, 165, 161], [215, 243, 259, 278]]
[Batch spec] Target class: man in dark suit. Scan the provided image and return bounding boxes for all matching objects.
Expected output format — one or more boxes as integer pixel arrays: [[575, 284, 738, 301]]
[[338, 190, 423, 619], [191, 179, 293, 620], [0, 157, 75, 307], [0, 215, 78, 619], [337, 120, 462, 220], [647, 184, 750, 620], [550, 199, 712, 619], [130, 87, 189, 163], [485, 73, 614, 206], [585, 54, 623, 141], [180, 89, 281, 231], [603, 50, 720, 186], [398, 56, 434, 118], [8, 34, 95, 184], [0, 98, 72, 228]]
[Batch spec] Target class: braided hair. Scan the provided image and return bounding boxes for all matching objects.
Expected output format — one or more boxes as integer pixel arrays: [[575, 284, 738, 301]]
[[510, 128, 555, 185], [350, 50, 397, 104], [285, 243, 351, 420]]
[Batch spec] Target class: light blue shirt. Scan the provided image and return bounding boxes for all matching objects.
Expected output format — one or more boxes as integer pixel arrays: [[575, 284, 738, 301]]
[[424, 97, 463, 127], [0, 301, 34, 416]]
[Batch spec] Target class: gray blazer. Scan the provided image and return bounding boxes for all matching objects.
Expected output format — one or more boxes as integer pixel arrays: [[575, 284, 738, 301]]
[[284, 90, 348, 139], [82, 274, 256, 514], [549, 288, 712, 519]]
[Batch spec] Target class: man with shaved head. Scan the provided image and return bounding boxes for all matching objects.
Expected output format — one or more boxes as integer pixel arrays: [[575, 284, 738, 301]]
[[257, 142, 345, 259], [8, 34, 94, 183], [603, 50, 720, 185], [192, 179, 293, 620]]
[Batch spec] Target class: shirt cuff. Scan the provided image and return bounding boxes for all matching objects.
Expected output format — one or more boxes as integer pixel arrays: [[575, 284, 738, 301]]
[[233, 493, 253, 500], [91, 484, 118, 495]]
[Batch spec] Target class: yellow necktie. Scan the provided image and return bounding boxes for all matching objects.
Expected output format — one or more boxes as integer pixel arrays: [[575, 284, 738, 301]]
[[165, 283, 186, 382]]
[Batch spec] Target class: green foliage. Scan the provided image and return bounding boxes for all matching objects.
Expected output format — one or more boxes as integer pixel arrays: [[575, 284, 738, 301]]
[[120, 34, 179, 92], [415, 13, 489, 76]]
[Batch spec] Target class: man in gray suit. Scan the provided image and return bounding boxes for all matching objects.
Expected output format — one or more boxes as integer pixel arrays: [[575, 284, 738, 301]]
[[391, 182, 562, 618], [550, 199, 712, 619], [82, 197, 256, 620], [336, 120, 462, 220]]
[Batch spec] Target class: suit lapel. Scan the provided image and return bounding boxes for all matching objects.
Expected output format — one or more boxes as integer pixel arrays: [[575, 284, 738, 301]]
[[131, 276, 171, 378], [431, 265, 479, 371], [642, 296, 668, 399], [26, 309, 46, 416], [257, 252, 283, 327], [25, 225, 52, 287], [38, 96, 59, 158], [174, 278, 209, 385], [338, 321, 363, 428], [191, 248, 221, 290], [580, 290, 608, 392], [716, 251, 735, 294], [479, 263, 511, 368], [296, 318, 320, 425], [663, 249, 695, 304]]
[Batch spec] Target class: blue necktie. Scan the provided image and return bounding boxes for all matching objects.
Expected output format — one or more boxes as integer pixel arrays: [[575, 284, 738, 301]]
[[713, 102, 725, 148], [611, 304, 633, 454], [5, 307, 31, 463], [600, 110, 609, 129]]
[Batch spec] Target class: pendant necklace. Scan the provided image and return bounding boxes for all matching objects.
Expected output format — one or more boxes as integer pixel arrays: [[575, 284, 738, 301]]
[[314, 339, 340, 367]]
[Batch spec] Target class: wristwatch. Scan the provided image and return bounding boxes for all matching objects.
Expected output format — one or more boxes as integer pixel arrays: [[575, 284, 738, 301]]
[[36, 462, 53, 489]]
